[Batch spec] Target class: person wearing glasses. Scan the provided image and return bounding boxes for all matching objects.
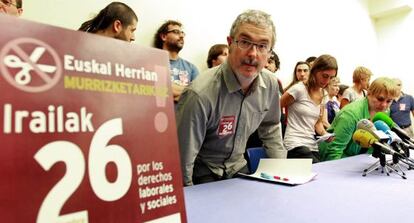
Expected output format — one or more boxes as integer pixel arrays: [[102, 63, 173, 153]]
[[281, 55, 338, 163], [153, 20, 199, 102], [0, 0, 22, 16], [176, 10, 286, 186], [319, 77, 398, 161], [78, 2, 137, 42]]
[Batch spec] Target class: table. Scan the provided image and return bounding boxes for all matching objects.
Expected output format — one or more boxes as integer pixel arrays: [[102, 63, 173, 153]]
[[184, 155, 414, 223]]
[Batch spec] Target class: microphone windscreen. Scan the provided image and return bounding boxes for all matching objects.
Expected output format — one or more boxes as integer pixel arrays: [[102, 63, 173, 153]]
[[353, 129, 377, 148], [356, 119, 376, 132], [373, 112, 394, 128], [374, 120, 391, 132]]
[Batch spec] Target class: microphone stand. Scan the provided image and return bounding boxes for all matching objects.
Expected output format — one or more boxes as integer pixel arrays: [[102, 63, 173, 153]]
[[387, 143, 407, 176], [362, 148, 406, 179], [401, 142, 413, 170]]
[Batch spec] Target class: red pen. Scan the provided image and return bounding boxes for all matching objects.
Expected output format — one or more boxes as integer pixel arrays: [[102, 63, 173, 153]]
[[274, 176, 289, 181]]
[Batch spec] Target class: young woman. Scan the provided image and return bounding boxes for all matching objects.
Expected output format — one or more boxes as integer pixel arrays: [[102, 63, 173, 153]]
[[284, 61, 310, 91], [281, 55, 338, 163]]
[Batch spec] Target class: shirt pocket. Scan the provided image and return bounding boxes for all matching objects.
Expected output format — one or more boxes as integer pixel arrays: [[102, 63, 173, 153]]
[[250, 110, 267, 131]]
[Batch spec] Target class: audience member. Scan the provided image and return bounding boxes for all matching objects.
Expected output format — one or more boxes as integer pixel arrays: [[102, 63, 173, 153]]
[[284, 61, 310, 91], [207, 44, 229, 68], [390, 78, 414, 138], [306, 56, 317, 67], [340, 66, 372, 108], [281, 54, 338, 163], [176, 9, 286, 186], [337, 84, 349, 104], [323, 76, 341, 128], [319, 77, 398, 161], [265, 50, 283, 94], [0, 0, 22, 16], [153, 20, 199, 102], [78, 2, 137, 42], [265, 50, 280, 72]]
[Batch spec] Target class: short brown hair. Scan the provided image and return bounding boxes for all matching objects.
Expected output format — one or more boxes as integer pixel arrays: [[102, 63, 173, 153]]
[[17, 0, 22, 8], [368, 77, 398, 98], [207, 44, 228, 68], [353, 66, 373, 83]]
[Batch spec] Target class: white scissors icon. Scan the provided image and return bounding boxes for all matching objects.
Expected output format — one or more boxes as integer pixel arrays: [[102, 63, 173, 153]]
[[3, 47, 57, 85]]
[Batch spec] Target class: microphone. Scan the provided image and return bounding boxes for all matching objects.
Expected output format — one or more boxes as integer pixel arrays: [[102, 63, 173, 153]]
[[356, 119, 389, 142], [374, 120, 407, 146], [374, 120, 414, 169], [374, 120, 407, 164], [373, 112, 414, 143], [354, 129, 413, 178], [352, 129, 404, 157]]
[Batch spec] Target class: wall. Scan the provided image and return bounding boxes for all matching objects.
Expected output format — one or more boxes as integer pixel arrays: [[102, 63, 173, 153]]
[[367, 0, 414, 95], [20, 0, 409, 91]]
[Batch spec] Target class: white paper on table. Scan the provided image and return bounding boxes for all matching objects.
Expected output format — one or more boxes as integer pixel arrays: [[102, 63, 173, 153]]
[[239, 158, 317, 185]]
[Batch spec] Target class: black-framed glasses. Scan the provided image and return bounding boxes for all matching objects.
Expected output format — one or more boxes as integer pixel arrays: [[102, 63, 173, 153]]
[[166, 29, 185, 36], [234, 38, 271, 54], [1, 0, 18, 8]]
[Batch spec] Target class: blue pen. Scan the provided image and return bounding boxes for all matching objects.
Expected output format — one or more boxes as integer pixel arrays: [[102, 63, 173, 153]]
[[260, 172, 272, 180]]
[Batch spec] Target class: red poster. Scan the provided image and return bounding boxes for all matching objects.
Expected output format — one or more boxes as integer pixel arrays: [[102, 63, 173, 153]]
[[0, 15, 186, 223]]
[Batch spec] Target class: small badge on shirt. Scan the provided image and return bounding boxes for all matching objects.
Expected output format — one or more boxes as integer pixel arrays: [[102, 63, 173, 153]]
[[218, 116, 236, 136], [399, 103, 406, 111]]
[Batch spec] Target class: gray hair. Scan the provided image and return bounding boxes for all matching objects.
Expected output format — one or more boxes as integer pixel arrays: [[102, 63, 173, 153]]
[[229, 10, 276, 49]]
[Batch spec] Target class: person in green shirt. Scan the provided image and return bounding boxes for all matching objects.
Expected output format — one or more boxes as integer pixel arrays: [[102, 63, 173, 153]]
[[319, 77, 399, 161]]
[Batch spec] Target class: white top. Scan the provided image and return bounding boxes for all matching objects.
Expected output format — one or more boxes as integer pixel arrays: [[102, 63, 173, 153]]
[[284, 82, 324, 151], [342, 87, 366, 103]]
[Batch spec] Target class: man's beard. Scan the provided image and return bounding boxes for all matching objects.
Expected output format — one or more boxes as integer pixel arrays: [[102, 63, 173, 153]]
[[166, 41, 183, 53], [115, 30, 129, 42]]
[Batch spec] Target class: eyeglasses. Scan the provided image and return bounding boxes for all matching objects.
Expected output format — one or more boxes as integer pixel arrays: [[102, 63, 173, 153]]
[[234, 38, 271, 54], [166, 29, 185, 36], [1, 0, 18, 8]]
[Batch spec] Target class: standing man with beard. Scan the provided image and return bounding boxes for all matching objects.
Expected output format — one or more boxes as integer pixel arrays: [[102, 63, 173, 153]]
[[78, 2, 137, 42], [176, 10, 286, 186], [153, 20, 199, 102]]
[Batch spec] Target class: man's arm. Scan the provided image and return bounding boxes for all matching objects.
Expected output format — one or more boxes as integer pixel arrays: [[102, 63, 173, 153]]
[[176, 89, 208, 186], [321, 111, 356, 161], [258, 122, 287, 158], [172, 83, 185, 102], [258, 92, 287, 158]]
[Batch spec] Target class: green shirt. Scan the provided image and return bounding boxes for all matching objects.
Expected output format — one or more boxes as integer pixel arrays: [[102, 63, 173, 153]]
[[319, 98, 372, 161]]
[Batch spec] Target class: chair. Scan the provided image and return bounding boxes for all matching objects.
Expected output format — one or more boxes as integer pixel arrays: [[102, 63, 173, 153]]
[[246, 147, 268, 173]]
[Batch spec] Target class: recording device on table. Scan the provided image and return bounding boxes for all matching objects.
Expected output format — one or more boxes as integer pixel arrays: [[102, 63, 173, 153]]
[[353, 117, 414, 179]]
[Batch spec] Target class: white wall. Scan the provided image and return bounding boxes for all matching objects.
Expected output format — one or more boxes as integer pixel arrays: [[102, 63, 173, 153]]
[[21, 0, 412, 92], [368, 0, 414, 95]]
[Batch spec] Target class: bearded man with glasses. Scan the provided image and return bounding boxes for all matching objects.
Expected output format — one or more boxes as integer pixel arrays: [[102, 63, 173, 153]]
[[0, 0, 22, 16], [176, 10, 286, 186], [153, 20, 199, 102]]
